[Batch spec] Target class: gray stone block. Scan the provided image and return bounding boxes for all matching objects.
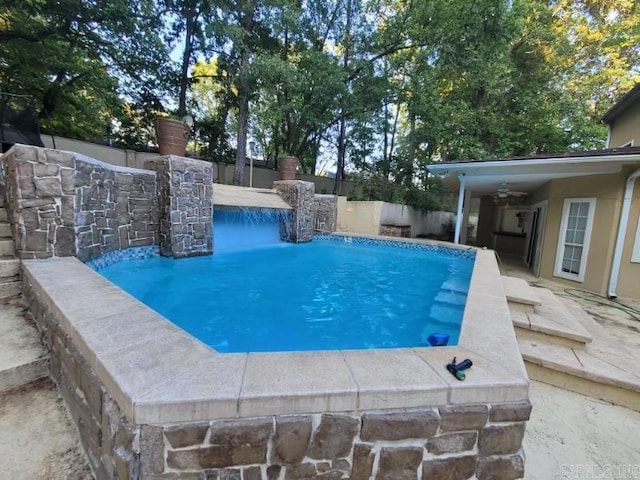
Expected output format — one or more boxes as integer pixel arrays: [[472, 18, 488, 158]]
[[426, 431, 477, 455], [439, 405, 488, 432], [478, 422, 526, 456], [308, 414, 359, 460], [489, 401, 533, 422], [351, 444, 374, 480], [273, 415, 312, 464], [476, 450, 525, 480], [375, 447, 423, 480], [165, 424, 209, 448], [422, 455, 477, 480], [34, 177, 63, 197], [361, 410, 439, 441]]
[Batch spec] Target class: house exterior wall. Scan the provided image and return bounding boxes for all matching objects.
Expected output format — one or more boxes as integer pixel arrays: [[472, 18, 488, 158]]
[[536, 173, 626, 296], [607, 101, 640, 147], [616, 175, 640, 299]]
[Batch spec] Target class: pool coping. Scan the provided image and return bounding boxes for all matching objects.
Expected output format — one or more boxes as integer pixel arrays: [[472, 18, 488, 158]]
[[22, 239, 529, 425]]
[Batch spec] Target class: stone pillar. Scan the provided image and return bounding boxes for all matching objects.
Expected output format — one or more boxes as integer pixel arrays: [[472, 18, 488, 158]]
[[145, 156, 213, 258], [273, 180, 314, 243], [311, 194, 338, 233]]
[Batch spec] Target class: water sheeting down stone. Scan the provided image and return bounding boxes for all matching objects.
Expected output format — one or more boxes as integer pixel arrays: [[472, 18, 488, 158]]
[[213, 207, 292, 254]]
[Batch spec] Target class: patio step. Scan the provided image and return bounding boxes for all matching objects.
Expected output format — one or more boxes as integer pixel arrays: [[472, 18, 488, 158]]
[[0, 298, 49, 393], [0, 258, 19, 279], [520, 288, 592, 346], [504, 275, 592, 348], [519, 338, 640, 412], [0, 238, 14, 256], [512, 288, 639, 411], [502, 275, 541, 314], [0, 223, 11, 238]]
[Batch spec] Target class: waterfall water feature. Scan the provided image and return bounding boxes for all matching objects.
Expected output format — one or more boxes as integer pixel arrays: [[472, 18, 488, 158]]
[[213, 207, 292, 254]]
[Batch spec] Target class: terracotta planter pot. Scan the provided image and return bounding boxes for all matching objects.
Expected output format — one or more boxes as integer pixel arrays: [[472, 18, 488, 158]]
[[278, 156, 299, 180], [153, 118, 190, 156]]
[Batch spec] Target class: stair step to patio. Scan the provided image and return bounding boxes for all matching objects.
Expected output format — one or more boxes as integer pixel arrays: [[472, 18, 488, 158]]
[[0, 223, 11, 238], [529, 288, 592, 343], [0, 280, 21, 300], [0, 299, 49, 393], [502, 275, 542, 307], [0, 258, 19, 279], [518, 338, 640, 412], [0, 238, 14, 256]]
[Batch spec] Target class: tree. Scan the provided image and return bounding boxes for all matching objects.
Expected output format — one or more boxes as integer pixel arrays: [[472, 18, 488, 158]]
[[0, 0, 168, 140]]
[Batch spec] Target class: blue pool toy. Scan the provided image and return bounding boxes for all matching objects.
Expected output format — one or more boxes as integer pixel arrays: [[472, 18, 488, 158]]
[[427, 333, 450, 347]]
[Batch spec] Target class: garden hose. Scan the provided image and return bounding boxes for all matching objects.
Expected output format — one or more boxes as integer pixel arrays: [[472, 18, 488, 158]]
[[558, 288, 640, 322]]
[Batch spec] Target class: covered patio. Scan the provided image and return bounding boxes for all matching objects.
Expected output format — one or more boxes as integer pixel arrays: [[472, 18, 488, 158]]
[[427, 148, 640, 289]]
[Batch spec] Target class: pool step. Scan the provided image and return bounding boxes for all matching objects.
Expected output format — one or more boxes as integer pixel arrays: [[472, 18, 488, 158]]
[[0, 298, 49, 393], [434, 290, 467, 306]]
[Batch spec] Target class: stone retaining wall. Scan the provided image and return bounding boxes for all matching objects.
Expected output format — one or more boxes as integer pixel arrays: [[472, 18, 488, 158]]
[[145, 156, 213, 258], [23, 273, 138, 479], [23, 269, 529, 480], [1, 145, 157, 261], [312, 195, 337, 233], [273, 180, 315, 243]]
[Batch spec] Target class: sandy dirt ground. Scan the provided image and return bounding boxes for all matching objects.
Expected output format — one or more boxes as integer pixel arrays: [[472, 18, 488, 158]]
[[524, 380, 640, 480], [0, 379, 92, 480]]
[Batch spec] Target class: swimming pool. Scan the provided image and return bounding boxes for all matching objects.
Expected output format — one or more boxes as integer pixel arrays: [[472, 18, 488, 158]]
[[97, 239, 474, 353]]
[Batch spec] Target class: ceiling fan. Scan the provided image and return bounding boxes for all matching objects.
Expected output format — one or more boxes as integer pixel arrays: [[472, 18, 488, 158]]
[[493, 183, 527, 204]]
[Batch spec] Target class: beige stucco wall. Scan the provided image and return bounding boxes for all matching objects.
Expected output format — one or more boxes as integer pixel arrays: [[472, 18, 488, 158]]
[[336, 198, 383, 235], [616, 175, 640, 299], [41, 135, 158, 170], [536, 173, 626, 296], [608, 101, 640, 147], [39, 135, 357, 196]]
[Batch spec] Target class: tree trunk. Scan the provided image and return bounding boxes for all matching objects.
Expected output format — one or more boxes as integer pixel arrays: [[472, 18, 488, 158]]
[[233, 0, 255, 185], [178, 2, 197, 117], [333, 0, 352, 194], [234, 83, 249, 185]]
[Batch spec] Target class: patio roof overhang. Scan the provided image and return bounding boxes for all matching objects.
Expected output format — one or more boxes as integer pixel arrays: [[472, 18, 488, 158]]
[[427, 150, 640, 195], [427, 148, 640, 245]]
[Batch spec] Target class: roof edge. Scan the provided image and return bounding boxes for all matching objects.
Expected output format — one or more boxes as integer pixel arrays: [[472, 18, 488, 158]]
[[602, 84, 640, 124]]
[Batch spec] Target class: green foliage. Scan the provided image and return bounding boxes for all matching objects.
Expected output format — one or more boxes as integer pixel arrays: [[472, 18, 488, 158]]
[[0, 0, 167, 141], [2, 0, 638, 207]]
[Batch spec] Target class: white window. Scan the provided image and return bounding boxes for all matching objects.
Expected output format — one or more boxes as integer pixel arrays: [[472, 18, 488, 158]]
[[554, 198, 596, 282]]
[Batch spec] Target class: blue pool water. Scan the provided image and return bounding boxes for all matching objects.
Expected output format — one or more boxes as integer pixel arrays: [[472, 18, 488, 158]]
[[98, 240, 474, 353]]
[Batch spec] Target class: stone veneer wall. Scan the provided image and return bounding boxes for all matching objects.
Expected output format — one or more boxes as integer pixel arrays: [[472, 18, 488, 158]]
[[311, 194, 337, 233], [273, 180, 315, 243], [145, 156, 213, 258], [1, 145, 157, 261], [24, 271, 530, 480]]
